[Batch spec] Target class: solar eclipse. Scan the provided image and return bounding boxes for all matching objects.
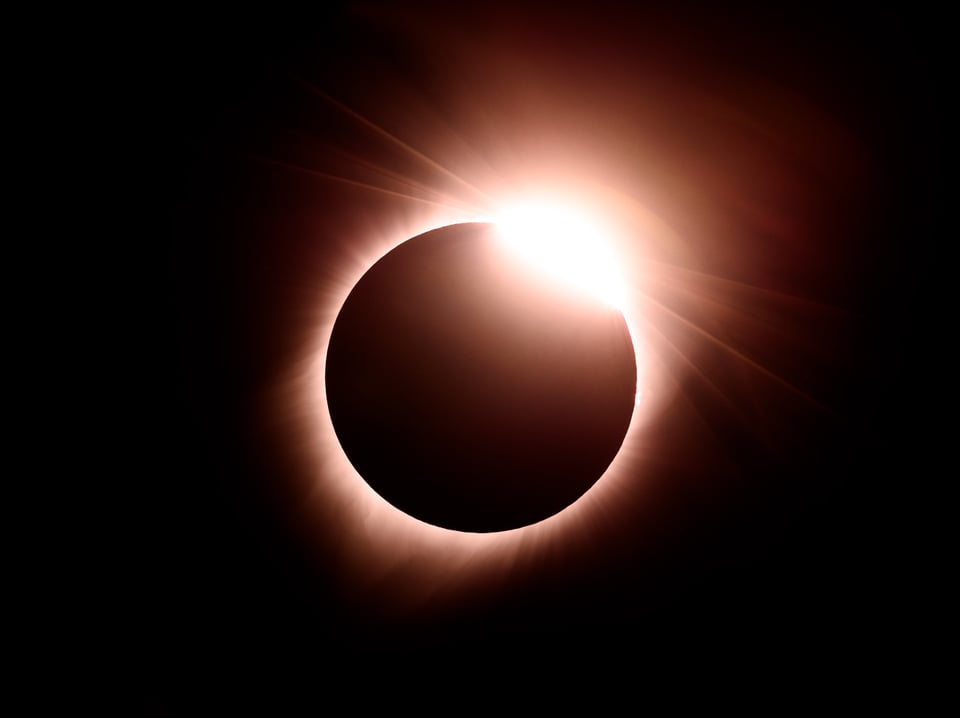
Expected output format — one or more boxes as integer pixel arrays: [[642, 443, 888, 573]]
[[155, 1, 928, 688]]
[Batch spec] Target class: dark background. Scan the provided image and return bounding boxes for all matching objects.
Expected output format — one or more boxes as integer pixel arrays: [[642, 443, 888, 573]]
[[142, 1, 940, 704]]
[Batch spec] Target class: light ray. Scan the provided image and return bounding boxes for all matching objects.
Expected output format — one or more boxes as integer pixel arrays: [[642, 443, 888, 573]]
[[297, 81, 497, 206], [637, 289, 831, 412], [645, 257, 853, 315], [300, 138, 487, 214], [637, 308, 753, 424], [250, 155, 476, 212]]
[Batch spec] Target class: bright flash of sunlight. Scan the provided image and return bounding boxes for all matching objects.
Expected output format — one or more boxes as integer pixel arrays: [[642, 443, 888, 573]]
[[493, 201, 628, 311]]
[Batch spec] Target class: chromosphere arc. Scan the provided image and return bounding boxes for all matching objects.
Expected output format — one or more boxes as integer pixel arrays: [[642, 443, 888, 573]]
[[325, 221, 637, 533]]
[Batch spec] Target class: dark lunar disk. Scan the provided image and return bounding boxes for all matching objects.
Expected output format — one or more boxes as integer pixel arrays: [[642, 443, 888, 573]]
[[325, 222, 637, 532]]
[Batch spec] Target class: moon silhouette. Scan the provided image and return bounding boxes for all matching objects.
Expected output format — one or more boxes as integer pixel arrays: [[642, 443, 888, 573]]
[[325, 222, 637, 532]]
